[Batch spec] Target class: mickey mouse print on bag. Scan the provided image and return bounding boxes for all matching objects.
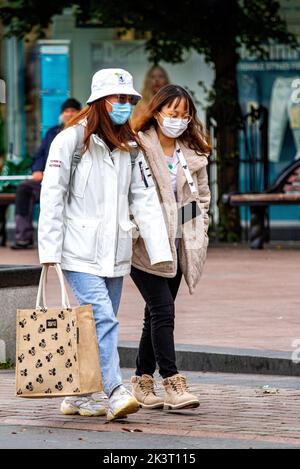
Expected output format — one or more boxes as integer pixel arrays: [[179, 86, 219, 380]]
[[15, 264, 102, 398]]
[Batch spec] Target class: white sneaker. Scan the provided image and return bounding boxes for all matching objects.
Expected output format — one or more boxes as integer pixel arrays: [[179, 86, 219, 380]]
[[60, 395, 106, 417], [107, 385, 140, 421]]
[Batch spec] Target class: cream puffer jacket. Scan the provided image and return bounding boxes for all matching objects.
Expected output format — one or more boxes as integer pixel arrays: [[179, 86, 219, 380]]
[[131, 127, 210, 294]]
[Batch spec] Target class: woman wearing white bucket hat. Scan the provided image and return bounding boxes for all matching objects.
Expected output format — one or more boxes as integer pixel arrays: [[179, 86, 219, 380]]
[[38, 68, 173, 420]]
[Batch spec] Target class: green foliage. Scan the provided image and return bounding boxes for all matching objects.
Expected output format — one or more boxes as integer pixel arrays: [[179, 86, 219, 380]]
[[0, 156, 32, 193], [0, 1, 297, 62], [0, 360, 14, 370], [0, 0, 69, 38]]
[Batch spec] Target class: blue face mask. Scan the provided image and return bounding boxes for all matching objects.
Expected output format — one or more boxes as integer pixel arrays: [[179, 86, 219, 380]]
[[106, 101, 133, 125]]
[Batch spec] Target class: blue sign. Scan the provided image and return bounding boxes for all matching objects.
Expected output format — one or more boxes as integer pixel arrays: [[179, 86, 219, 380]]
[[39, 45, 70, 137]]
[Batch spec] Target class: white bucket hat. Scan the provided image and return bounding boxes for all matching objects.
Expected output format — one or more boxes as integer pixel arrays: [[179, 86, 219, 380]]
[[86, 68, 142, 104]]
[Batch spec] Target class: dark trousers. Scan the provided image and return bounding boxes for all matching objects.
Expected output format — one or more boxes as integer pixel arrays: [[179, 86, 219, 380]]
[[130, 258, 182, 379], [15, 180, 41, 243]]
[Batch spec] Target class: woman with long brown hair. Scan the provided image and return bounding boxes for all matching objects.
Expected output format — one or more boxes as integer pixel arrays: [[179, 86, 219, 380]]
[[130, 84, 211, 410], [38, 69, 173, 421]]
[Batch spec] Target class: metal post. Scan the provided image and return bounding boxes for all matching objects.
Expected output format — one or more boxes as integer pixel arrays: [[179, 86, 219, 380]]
[[5, 37, 26, 163], [209, 117, 219, 233]]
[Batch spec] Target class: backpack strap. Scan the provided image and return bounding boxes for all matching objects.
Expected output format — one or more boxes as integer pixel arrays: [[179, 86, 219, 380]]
[[128, 140, 153, 188], [128, 140, 140, 168], [68, 134, 141, 204], [68, 124, 85, 204]]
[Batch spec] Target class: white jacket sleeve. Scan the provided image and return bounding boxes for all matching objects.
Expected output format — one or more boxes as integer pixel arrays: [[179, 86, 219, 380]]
[[129, 152, 173, 265], [38, 127, 77, 264]]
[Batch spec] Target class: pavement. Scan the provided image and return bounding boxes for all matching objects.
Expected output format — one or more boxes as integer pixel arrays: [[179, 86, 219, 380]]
[[1, 243, 300, 448], [1, 369, 300, 449]]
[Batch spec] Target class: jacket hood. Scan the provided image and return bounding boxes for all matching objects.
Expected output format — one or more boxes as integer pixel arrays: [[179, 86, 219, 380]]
[[132, 126, 210, 293]]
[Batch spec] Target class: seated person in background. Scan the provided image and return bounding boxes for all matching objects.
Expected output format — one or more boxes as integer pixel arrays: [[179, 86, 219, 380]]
[[11, 98, 81, 250]]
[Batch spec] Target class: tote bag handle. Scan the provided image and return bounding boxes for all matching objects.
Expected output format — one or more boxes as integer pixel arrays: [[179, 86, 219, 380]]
[[36, 264, 71, 310]]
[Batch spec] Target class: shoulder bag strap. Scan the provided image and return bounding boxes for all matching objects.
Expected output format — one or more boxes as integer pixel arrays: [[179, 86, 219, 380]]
[[68, 124, 85, 204], [175, 142, 198, 195]]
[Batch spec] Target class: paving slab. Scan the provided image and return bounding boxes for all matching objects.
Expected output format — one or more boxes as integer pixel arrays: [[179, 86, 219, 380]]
[[1, 369, 300, 448]]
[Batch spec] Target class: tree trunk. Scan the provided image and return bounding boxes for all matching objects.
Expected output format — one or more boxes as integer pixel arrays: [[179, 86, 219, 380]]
[[209, 43, 242, 242]]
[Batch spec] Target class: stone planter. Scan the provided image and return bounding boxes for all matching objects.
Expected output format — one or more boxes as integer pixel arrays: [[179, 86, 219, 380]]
[[0, 265, 41, 363]]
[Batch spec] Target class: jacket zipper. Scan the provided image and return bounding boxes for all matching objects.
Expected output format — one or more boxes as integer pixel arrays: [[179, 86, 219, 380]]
[[114, 186, 119, 265], [95, 136, 119, 267]]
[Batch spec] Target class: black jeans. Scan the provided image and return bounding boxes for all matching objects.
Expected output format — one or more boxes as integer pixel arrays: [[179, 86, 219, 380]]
[[15, 180, 41, 243], [130, 258, 182, 379]]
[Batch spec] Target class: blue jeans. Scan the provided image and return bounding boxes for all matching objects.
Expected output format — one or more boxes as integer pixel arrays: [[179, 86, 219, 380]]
[[63, 270, 124, 397]]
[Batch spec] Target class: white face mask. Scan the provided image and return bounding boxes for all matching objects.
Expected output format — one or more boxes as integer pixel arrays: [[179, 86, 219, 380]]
[[158, 114, 189, 138]]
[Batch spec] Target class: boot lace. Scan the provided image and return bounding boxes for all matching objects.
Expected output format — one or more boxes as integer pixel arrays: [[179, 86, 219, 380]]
[[140, 376, 156, 396], [170, 375, 188, 395]]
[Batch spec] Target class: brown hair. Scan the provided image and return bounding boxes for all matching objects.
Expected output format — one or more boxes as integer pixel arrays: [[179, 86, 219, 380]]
[[134, 84, 212, 156], [66, 99, 140, 152]]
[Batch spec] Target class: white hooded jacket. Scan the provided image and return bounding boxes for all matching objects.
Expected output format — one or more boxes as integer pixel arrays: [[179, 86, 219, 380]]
[[38, 123, 173, 277]]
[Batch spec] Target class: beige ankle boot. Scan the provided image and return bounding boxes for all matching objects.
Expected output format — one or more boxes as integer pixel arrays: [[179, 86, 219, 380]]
[[131, 375, 164, 409], [162, 374, 200, 410]]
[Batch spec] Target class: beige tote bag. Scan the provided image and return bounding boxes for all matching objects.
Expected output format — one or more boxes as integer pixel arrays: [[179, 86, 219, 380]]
[[16, 264, 102, 398]]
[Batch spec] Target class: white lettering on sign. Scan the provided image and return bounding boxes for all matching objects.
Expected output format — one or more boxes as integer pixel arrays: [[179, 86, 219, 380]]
[[0, 79, 5, 103]]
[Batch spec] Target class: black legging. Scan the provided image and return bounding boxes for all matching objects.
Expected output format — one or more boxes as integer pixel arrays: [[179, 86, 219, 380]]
[[130, 257, 182, 379]]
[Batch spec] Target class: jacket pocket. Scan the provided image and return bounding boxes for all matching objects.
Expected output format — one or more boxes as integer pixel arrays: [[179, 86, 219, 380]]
[[63, 218, 100, 263], [71, 159, 92, 198], [115, 221, 136, 265]]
